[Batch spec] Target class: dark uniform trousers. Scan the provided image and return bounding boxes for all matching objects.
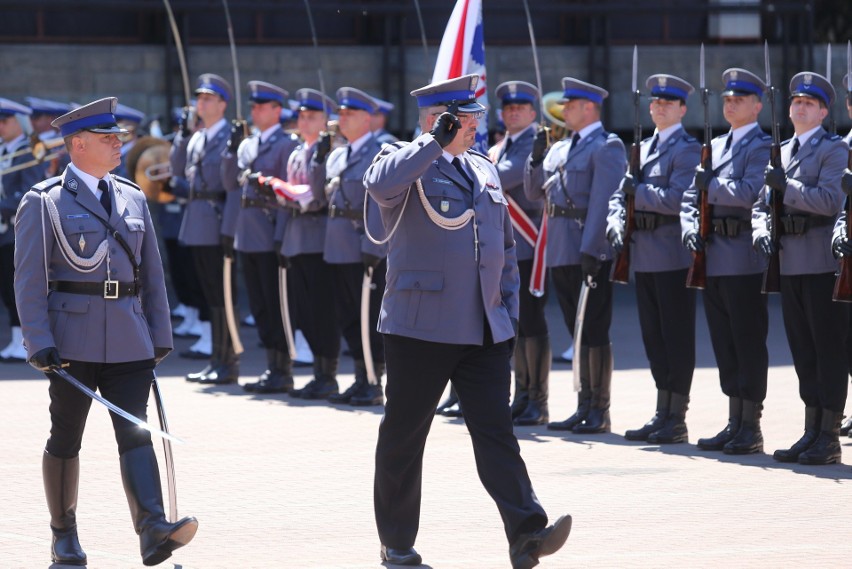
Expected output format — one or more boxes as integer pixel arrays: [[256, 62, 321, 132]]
[[0, 243, 20, 326], [192, 245, 233, 308], [164, 238, 207, 320], [635, 269, 695, 396], [703, 273, 768, 402], [781, 273, 849, 412], [375, 333, 547, 549], [550, 263, 613, 346], [332, 260, 387, 363], [46, 359, 156, 458], [240, 251, 286, 352], [288, 253, 340, 359], [517, 259, 548, 337]]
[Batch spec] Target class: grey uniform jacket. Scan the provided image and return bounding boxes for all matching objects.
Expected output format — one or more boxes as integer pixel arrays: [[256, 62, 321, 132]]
[[608, 127, 699, 273], [493, 126, 541, 262], [223, 127, 298, 253], [13, 169, 172, 363], [752, 128, 847, 275], [274, 142, 328, 257], [170, 126, 230, 246], [524, 126, 626, 267], [681, 126, 770, 277], [364, 133, 519, 346], [831, 132, 852, 247], [1, 138, 42, 247], [310, 134, 387, 263]]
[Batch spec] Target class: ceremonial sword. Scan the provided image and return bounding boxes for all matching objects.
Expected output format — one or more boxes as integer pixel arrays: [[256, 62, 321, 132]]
[[361, 266, 378, 386], [572, 275, 596, 392]]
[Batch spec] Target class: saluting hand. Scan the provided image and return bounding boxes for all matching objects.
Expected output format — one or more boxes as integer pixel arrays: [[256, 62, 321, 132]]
[[530, 125, 549, 166], [430, 112, 462, 148], [764, 165, 787, 193]]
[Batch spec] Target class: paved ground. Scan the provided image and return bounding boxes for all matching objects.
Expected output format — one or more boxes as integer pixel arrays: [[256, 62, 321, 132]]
[[1, 284, 852, 568]]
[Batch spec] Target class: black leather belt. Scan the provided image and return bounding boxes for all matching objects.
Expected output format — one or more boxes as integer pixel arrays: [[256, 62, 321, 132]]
[[779, 214, 833, 236], [190, 190, 226, 201], [546, 203, 587, 219], [328, 206, 361, 220], [712, 217, 751, 237], [50, 280, 139, 299], [241, 197, 271, 208], [634, 211, 679, 231], [291, 207, 328, 218]]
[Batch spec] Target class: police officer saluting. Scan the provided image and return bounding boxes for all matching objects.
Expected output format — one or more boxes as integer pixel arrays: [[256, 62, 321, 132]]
[[14, 97, 197, 566], [365, 74, 571, 568], [754, 72, 849, 465], [683, 68, 772, 454], [609, 74, 700, 444]]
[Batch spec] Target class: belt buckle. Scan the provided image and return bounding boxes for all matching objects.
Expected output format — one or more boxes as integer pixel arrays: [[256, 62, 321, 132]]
[[104, 280, 119, 299]]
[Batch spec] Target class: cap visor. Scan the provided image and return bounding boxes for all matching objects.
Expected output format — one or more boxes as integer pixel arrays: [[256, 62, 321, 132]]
[[458, 101, 486, 113], [88, 125, 129, 134]]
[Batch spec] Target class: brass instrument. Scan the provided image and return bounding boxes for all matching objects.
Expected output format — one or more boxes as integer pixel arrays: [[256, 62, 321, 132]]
[[0, 136, 66, 176], [541, 91, 568, 142], [126, 136, 174, 203]]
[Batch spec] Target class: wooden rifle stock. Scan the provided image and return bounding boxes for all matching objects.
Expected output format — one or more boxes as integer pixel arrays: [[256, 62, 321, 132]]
[[611, 142, 639, 284], [685, 144, 713, 289], [832, 150, 852, 302], [761, 144, 783, 293]]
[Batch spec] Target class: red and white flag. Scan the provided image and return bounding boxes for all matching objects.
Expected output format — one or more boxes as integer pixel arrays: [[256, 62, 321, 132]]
[[431, 0, 489, 153]]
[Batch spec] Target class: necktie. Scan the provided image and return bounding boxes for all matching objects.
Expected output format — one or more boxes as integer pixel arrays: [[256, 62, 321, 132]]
[[568, 132, 581, 155], [98, 180, 112, 217], [723, 134, 733, 154], [498, 137, 513, 161], [346, 145, 352, 166], [452, 157, 474, 189], [648, 134, 659, 155], [791, 138, 800, 158]]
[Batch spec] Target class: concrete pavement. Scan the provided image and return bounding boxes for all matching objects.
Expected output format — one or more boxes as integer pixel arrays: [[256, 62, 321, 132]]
[[1, 285, 851, 568]]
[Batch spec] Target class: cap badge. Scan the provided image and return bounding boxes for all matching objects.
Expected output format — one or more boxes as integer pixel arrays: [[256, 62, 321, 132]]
[[804, 73, 813, 85], [658, 76, 668, 88]]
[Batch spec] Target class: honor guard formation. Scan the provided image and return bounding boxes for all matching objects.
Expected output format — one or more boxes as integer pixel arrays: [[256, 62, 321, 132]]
[[5, 50, 852, 568]]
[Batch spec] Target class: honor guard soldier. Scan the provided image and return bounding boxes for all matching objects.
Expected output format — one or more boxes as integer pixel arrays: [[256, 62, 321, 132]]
[[365, 74, 571, 569], [682, 68, 771, 454], [832, 73, 852, 437], [14, 97, 197, 566], [223, 80, 299, 393], [25, 97, 73, 178], [171, 73, 240, 385], [491, 80, 552, 426], [311, 87, 387, 405], [525, 78, 626, 434], [608, 74, 700, 444], [371, 97, 398, 145], [754, 72, 849, 465], [0, 99, 42, 362], [112, 103, 145, 179]]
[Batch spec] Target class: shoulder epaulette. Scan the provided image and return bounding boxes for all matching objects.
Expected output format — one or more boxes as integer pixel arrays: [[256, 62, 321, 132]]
[[758, 131, 772, 140], [371, 140, 408, 165], [113, 175, 142, 192], [31, 176, 62, 193], [827, 133, 842, 141], [682, 132, 698, 143]]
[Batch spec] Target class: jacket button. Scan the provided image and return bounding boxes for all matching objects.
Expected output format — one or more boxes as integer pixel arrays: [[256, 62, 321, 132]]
[[61, 303, 66, 308], [414, 282, 420, 288]]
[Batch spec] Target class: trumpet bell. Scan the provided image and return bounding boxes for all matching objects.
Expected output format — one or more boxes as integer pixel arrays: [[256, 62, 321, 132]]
[[541, 91, 568, 141], [125, 136, 173, 203]]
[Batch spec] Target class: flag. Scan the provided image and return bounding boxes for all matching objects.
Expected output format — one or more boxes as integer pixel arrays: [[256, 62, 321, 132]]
[[431, 0, 489, 153]]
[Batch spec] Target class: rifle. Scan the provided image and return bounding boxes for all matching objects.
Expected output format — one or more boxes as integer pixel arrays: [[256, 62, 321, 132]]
[[762, 41, 782, 294], [611, 45, 640, 284], [686, 44, 712, 289], [832, 41, 852, 302]]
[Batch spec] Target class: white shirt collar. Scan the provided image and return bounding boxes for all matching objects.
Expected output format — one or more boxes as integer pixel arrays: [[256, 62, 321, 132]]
[[204, 118, 228, 141], [347, 131, 373, 156], [2, 134, 26, 154], [576, 121, 602, 140], [729, 122, 760, 147], [794, 124, 822, 148], [508, 123, 536, 143], [652, 123, 682, 146], [67, 163, 110, 199], [259, 124, 281, 144]]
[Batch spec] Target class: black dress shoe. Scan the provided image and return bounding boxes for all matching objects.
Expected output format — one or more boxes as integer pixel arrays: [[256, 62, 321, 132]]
[[350, 384, 384, 406], [439, 401, 463, 417], [380, 545, 422, 566], [510, 514, 572, 569]]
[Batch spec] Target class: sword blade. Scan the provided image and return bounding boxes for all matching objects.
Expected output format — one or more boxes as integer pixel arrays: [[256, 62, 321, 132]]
[[631, 45, 638, 94], [521, 0, 544, 124], [221, 0, 243, 120], [360, 268, 378, 386], [54, 368, 184, 444], [223, 257, 245, 355], [151, 377, 179, 521], [764, 40, 772, 89], [700, 43, 705, 90], [162, 0, 192, 106], [278, 267, 297, 360], [572, 277, 594, 392]]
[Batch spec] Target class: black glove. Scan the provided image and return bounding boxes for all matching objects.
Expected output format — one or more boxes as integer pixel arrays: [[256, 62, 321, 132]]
[[620, 174, 637, 196], [227, 119, 246, 153], [0, 206, 14, 225], [580, 253, 602, 280], [362, 252, 382, 271], [607, 227, 625, 255], [277, 252, 291, 269], [530, 125, 549, 166], [178, 106, 193, 138], [756, 235, 775, 257], [764, 165, 787, 193], [429, 112, 462, 148], [683, 231, 704, 253], [314, 131, 333, 163], [841, 169, 852, 196], [222, 235, 235, 260], [29, 347, 62, 373], [154, 347, 171, 365], [248, 173, 275, 200], [834, 236, 852, 258], [694, 167, 713, 193]]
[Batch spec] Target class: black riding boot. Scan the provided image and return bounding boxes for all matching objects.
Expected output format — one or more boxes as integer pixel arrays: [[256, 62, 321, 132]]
[[185, 313, 221, 383], [547, 346, 590, 431], [198, 308, 239, 384], [351, 361, 385, 406], [573, 344, 613, 434], [723, 400, 763, 454], [329, 360, 367, 404], [252, 349, 294, 394], [120, 446, 198, 566], [697, 397, 742, 451], [647, 392, 689, 444], [798, 410, 843, 465], [515, 334, 551, 426], [43, 452, 86, 566], [510, 336, 530, 419], [773, 406, 821, 463], [624, 389, 670, 441], [292, 356, 339, 399]]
